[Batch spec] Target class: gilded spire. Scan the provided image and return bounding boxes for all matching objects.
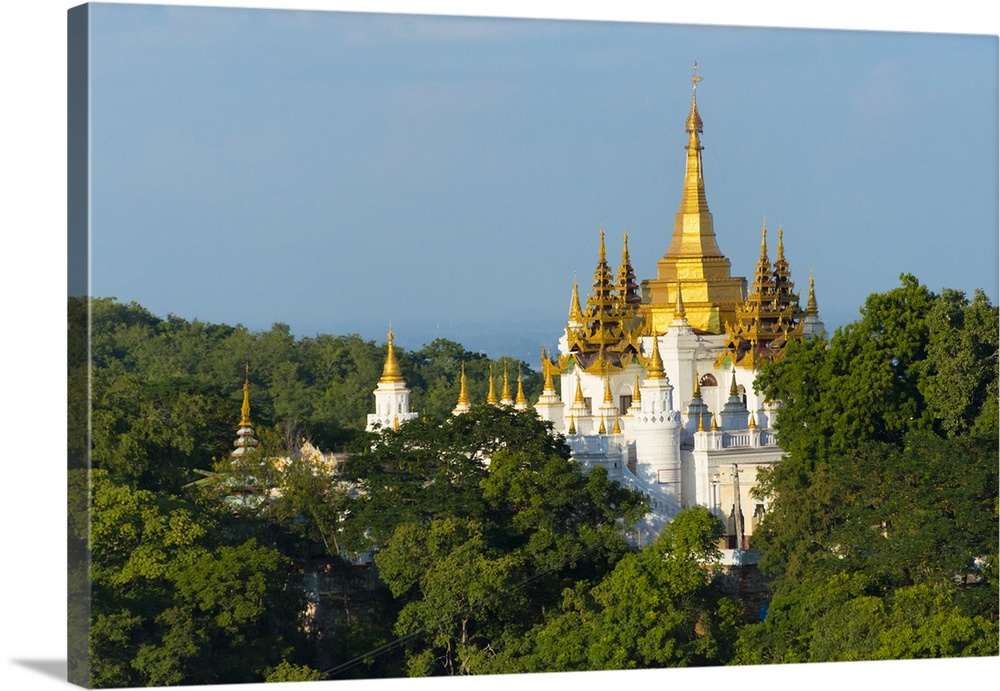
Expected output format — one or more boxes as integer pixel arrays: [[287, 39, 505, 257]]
[[633, 371, 642, 403], [457, 363, 470, 406], [568, 415, 576, 434], [598, 416, 607, 434], [646, 336, 666, 379], [568, 276, 584, 323], [675, 281, 686, 319], [574, 374, 585, 404], [501, 365, 512, 404], [776, 225, 785, 262], [379, 329, 405, 384], [697, 409, 706, 432], [232, 361, 260, 458], [393, 415, 400, 432], [515, 368, 527, 408], [806, 272, 819, 316], [678, 61, 710, 219], [487, 364, 498, 405], [693, 369, 702, 399], [541, 348, 556, 394], [729, 367, 739, 397], [711, 413, 719, 431], [603, 375, 613, 404], [748, 411, 757, 429], [612, 416, 621, 434], [239, 361, 252, 427]]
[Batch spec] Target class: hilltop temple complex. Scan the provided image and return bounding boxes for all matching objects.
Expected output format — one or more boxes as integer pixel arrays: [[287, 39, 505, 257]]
[[358, 66, 825, 560]]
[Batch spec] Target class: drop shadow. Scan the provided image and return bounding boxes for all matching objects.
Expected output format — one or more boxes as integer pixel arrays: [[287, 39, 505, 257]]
[[11, 659, 66, 681]]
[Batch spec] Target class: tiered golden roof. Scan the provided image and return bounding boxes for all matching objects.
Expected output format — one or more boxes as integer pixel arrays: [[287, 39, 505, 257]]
[[561, 229, 646, 374], [721, 223, 809, 368]]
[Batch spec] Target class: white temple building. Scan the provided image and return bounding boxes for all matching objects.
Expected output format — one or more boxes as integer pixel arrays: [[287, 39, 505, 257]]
[[365, 67, 825, 561]]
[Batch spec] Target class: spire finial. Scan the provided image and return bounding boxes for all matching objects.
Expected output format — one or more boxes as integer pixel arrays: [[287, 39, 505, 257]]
[[760, 220, 768, 256], [542, 349, 556, 394], [675, 281, 686, 319], [776, 225, 785, 260], [806, 271, 819, 316], [239, 361, 252, 427], [599, 227, 607, 263], [457, 363, 470, 406], [379, 328, 405, 383], [501, 364, 512, 404], [686, 61, 704, 134], [568, 275, 584, 323], [633, 371, 642, 403], [574, 374, 585, 404], [604, 375, 613, 404], [487, 364, 498, 405], [693, 369, 702, 398], [612, 416, 621, 434], [646, 336, 666, 379], [515, 367, 527, 407], [568, 415, 576, 434], [730, 366, 739, 397]]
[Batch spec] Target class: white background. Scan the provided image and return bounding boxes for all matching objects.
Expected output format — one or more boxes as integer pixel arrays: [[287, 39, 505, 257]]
[[2, 2, 997, 690]]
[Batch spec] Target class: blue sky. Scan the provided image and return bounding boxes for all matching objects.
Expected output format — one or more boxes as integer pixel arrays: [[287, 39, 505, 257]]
[[83, 4, 998, 360]]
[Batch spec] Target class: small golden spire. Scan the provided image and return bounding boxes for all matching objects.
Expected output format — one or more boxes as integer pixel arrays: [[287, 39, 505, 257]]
[[542, 348, 556, 394], [379, 329, 405, 383], [598, 416, 607, 434], [393, 415, 400, 432], [748, 411, 757, 429], [569, 276, 584, 322], [646, 337, 666, 379], [612, 416, 621, 434], [633, 371, 642, 403], [239, 361, 252, 427], [501, 365, 512, 403], [568, 415, 576, 434], [515, 367, 527, 407], [693, 370, 702, 398], [487, 364, 498, 405], [730, 367, 739, 397], [710, 413, 719, 431], [598, 227, 607, 263], [457, 363, 470, 406], [697, 410, 705, 432], [603, 375, 613, 404], [759, 221, 768, 257], [806, 272, 819, 316], [675, 281, 686, 319], [574, 374, 585, 404], [776, 225, 785, 261]]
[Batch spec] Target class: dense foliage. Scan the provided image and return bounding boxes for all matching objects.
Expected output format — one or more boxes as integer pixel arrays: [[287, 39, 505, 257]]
[[739, 274, 999, 662], [69, 278, 999, 685]]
